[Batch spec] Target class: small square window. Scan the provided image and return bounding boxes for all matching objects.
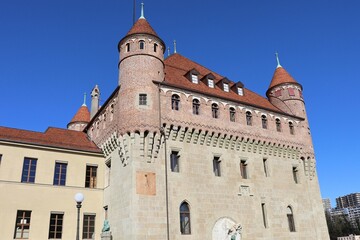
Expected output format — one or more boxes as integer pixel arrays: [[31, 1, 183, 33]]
[[139, 94, 147, 105]]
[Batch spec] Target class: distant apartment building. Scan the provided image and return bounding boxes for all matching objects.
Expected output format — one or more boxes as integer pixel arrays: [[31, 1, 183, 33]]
[[323, 198, 332, 210], [337, 235, 360, 240], [336, 193, 360, 209]]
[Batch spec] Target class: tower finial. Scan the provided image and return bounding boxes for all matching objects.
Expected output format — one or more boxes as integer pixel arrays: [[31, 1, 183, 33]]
[[139, 2, 145, 19], [173, 40, 177, 54], [82, 92, 87, 106], [275, 52, 282, 68], [167, 47, 170, 57]]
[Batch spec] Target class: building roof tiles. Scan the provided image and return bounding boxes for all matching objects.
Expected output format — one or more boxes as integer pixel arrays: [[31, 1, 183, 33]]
[[163, 53, 285, 114], [0, 126, 101, 153]]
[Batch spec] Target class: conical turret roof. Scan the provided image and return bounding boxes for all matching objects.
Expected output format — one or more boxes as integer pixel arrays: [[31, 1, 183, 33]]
[[268, 66, 300, 90], [69, 105, 90, 124], [126, 18, 159, 37]]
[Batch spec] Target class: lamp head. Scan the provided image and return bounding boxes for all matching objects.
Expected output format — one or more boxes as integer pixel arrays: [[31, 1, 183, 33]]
[[74, 193, 84, 204]]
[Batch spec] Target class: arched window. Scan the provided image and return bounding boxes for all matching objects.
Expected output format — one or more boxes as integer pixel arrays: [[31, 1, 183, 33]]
[[229, 107, 236, 122], [171, 94, 180, 111], [180, 202, 191, 234], [192, 99, 200, 115], [212, 103, 219, 118], [246, 111, 252, 126], [139, 40, 145, 50], [154, 43, 158, 52], [287, 206, 296, 232], [261, 115, 267, 129], [276, 118, 281, 132], [289, 122, 294, 135], [126, 43, 130, 52]]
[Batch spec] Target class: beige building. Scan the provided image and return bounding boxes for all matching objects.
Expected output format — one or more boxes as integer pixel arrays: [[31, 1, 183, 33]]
[[0, 126, 105, 239], [0, 6, 329, 240]]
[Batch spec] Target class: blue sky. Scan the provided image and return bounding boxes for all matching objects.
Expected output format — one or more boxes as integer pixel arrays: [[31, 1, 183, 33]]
[[1, 0, 359, 206]]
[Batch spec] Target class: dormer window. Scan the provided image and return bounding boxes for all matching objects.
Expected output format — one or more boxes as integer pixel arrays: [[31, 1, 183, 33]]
[[223, 83, 229, 92], [191, 74, 198, 84], [185, 69, 200, 84], [208, 79, 214, 88], [139, 40, 145, 50], [232, 81, 245, 96], [201, 73, 216, 88]]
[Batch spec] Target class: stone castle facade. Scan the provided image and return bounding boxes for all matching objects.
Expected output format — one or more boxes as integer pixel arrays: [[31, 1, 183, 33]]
[[0, 7, 329, 240], [82, 10, 329, 240]]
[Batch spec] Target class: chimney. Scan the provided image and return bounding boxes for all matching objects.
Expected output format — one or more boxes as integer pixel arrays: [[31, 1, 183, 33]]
[[90, 85, 100, 119]]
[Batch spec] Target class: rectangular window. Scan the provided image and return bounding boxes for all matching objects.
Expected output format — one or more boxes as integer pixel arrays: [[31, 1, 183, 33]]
[[240, 160, 248, 179], [263, 158, 269, 177], [213, 157, 221, 177], [238, 87, 244, 96], [85, 165, 97, 188], [223, 83, 229, 92], [53, 162, 67, 186], [208, 79, 214, 88], [14, 210, 31, 239], [292, 167, 298, 184], [48, 213, 64, 239], [82, 214, 96, 240], [170, 151, 179, 172], [139, 94, 147, 105], [261, 203, 268, 228], [21, 158, 37, 183], [191, 74, 198, 84]]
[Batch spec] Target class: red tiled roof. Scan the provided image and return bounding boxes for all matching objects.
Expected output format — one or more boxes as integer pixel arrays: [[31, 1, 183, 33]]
[[69, 105, 90, 124], [0, 126, 101, 153], [126, 18, 158, 37], [163, 54, 284, 114], [268, 67, 300, 90]]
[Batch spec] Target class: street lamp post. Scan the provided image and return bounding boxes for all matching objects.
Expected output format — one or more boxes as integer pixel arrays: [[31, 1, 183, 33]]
[[74, 193, 84, 240]]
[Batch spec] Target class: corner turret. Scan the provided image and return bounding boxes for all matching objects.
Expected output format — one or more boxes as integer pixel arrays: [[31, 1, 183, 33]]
[[266, 54, 305, 119], [67, 94, 90, 131]]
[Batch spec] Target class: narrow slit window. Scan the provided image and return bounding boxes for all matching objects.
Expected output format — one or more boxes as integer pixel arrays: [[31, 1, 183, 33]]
[[240, 160, 248, 179], [126, 43, 130, 52], [192, 99, 200, 115], [261, 203, 268, 228], [171, 94, 180, 111], [212, 103, 219, 119], [289, 122, 295, 135], [287, 206, 296, 232], [292, 167, 298, 184], [229, 107, 236, 122], [262, 115, 267, 129], [180, 202, 191, 234], [246, 111, 252, 126], [170, 151, 179, 172], [276, 118, 281, 132], [154, 43, 158, 52], [263, 158, 268, 177], [139, 40, 145, 50], [213, 156, 221, 177]]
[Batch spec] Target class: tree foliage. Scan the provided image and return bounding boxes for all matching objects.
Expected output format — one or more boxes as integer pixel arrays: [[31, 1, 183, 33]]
[[326, 211, 360, 240]]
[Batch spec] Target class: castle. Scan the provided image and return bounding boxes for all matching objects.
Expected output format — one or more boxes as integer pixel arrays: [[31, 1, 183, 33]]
[[0, 5, 329, 240]]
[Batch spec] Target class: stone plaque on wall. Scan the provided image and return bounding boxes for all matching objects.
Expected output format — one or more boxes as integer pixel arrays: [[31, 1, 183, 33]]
[[136, 171, 156, 195]]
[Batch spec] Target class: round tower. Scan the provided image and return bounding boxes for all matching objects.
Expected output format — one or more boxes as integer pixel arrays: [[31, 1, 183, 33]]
[[67, 94, 90, 131], [266, 54, 306, 120], [116, 4, 165, 133]]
